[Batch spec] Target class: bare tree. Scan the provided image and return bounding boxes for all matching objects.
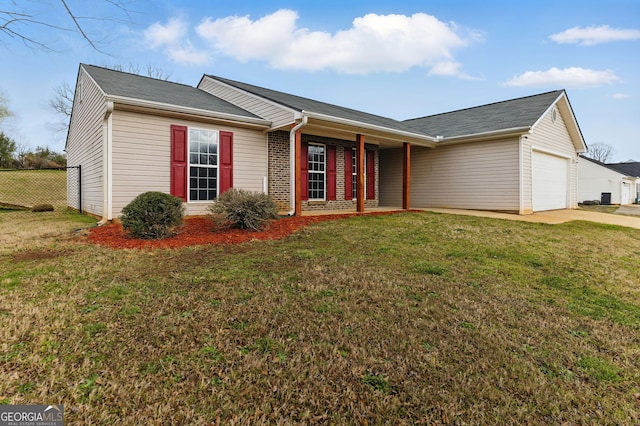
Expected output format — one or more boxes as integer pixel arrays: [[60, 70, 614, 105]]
[[0, 91, 12, 125], [49, 82, 74, 120], [50, 64, 174, 131], [1, 0, 133, 51], [13, 139, 31, 168], [109, 63, 173, 81], [585, 142, 615, 163]]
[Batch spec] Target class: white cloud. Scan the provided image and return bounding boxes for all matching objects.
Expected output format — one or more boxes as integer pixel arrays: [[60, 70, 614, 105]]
[[504, 67, 620, 88], [610, 93, 630, 100], [144, 17, 210, 65], [145, 17, 186, 49], [428, 61, 480, 80], [549, 25, 640, 46], [195, 9, 480, 75]]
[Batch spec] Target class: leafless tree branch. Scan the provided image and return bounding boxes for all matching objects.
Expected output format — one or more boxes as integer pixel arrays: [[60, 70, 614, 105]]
[[1, 1, 134, 52], [585, 142, 615, 163], [60, 0, 98, 51]]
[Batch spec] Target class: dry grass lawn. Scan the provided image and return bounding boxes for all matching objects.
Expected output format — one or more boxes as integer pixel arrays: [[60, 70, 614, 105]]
[[0, 169, 68, 210], [1, 211, 640, 424]]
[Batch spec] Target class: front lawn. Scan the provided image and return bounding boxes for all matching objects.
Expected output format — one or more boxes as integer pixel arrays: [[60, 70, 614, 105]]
[[1, 212, 639, 424]]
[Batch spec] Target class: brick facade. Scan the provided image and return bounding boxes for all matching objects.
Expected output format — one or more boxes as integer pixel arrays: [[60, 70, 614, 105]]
[[267, 130, 379, 212]]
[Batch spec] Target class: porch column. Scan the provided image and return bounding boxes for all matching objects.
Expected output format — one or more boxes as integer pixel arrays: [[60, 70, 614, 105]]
[[403, 142, 410, 210], [294, 130, 303, 216], [356, 134, 365, 213]]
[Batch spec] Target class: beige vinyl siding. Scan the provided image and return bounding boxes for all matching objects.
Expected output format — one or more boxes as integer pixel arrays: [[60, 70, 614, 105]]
[[520, 141, 532, 213], [66, 68, 107, 217], [526, 105, 579, 210], [199, 77, 294, 128], [111, 110, 268, 217], [380, 139, 520, 211], [379, 148, 404, 207]]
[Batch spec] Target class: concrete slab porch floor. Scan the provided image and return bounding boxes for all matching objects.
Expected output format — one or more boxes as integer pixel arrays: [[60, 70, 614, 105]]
[[297, 206, 640, 230]]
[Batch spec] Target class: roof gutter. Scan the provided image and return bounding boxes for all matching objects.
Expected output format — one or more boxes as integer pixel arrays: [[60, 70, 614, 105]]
[[106, 95, 271, 128], [302, 110, 437, 146], [436, 126, 532, 145], [288, 116, 308, 215]]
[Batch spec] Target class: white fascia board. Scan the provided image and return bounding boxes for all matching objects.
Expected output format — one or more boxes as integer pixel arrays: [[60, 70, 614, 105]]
[[532, 92, 587, 153], [66, 66, 107, 150], [106, 95, 272, 127], [436, 127, 532, 145], [531, 92, 565, 130], [302, 110, 437, 146]]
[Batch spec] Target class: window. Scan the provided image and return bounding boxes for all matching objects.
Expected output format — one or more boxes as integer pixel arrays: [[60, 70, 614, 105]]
[[188, 128, 218, 201], [351, 148, 367, 200], [308, 143, 326, 200], [352, 148, 357, 199]]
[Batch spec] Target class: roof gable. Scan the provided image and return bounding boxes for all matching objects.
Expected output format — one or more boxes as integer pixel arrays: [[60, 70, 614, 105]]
[[81, 64, 261, 120], [204, 75, 428, 137], [403, 90, 565, 138]]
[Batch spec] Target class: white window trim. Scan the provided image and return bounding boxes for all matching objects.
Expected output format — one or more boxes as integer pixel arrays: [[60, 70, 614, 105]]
[[188, 127, 219, 203], [352, 148, 367, 201], [308, 142, 326, 201]]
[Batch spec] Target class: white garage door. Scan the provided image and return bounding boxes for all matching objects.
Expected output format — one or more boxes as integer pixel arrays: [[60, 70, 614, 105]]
[[532, 151, 568, 211]]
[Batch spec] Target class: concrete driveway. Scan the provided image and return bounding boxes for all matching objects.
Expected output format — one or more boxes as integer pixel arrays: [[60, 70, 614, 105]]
[[422, 207, 640, 229], [616, 205, 640, 217]]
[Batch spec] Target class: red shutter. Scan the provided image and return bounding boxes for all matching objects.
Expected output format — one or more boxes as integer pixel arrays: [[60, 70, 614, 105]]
[[366, 150, 375, 200], [344, 148, 353, 200], [301, 142, 309, 201], [170, 125, 187, 201], [327, 145, 336, 201], [219, 131, 233, 195]]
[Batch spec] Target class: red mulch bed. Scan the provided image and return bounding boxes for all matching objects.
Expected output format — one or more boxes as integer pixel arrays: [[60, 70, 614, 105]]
[[87, 211, 411, 249]]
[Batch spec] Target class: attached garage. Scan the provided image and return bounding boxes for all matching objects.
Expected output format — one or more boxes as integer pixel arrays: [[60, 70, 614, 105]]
[[402, 91, 585, 214], [532, 151, 568, 211]]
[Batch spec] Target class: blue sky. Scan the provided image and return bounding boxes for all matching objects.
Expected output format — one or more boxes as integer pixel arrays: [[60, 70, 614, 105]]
[[1, 0, 638, 162]]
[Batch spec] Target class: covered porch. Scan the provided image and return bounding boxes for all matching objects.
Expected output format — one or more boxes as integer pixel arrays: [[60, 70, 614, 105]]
[[271, 113, 436, 216], [298, 206, 409, 216]]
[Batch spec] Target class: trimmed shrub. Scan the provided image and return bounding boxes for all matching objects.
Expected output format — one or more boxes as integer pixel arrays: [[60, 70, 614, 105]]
[[120, 192, 184, 239], [209, 189, 278, 231]]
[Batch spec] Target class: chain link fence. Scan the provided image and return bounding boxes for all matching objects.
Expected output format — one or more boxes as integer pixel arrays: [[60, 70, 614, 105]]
[[0, 166, 81, 213]]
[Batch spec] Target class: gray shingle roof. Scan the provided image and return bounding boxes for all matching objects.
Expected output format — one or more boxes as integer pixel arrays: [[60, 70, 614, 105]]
[[580, 155, 631, 175], [404, 90, 565, 138], [206, 75, 428, 136], [605, 161, 640, 177], [82, 64, 260, 119]]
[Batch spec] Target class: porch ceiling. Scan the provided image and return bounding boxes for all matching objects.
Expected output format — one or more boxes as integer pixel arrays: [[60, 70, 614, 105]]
[[300, 117, 436, 149]]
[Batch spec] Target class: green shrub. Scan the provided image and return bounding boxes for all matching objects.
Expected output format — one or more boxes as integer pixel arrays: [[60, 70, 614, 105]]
[[209, 189, 278, 231], [120, 192, 184, 239]]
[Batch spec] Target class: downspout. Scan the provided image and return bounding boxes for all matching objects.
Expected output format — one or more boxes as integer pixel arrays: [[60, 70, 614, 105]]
[[519, 135, 524, 214], [98, 101, 114, 225], [288, 116, 308, 215]]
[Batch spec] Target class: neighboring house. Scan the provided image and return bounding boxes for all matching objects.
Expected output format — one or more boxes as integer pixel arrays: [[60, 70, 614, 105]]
[[577, 156, 637, 205], [606, 161, 640, 203], [66, 64, 587, 221]]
